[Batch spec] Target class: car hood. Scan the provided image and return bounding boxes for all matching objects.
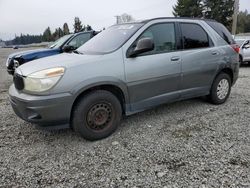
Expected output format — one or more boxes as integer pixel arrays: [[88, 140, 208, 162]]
[[17, 53, 103, 76], [8, 48, 58, 59]]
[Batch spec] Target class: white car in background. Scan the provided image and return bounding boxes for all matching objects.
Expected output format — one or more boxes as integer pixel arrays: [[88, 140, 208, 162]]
[[235, 39, 250, 65]]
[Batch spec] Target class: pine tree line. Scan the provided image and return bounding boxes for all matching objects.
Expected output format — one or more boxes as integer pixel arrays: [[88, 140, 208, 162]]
[[237, 10, 250, 34], [7, 17, 93, 45]]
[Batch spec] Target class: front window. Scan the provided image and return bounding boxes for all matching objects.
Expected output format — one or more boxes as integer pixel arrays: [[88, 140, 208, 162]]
[[67, 33, 91, 48], [78, 23, 143, 54], [129, 23, 176, 56], [49, 34, 73, 49]]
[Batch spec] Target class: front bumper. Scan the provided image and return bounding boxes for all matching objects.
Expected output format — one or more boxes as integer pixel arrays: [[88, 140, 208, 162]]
[[9, 85, 73, 129]]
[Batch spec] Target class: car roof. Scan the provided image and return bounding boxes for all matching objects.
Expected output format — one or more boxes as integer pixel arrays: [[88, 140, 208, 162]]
[[119, 17, 217, 25], [141, 17, 217, 23], [73, 31, 94, 35]]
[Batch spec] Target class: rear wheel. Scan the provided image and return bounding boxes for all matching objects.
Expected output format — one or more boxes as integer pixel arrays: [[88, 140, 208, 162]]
[[72, 90, 122, 141], [208, 73, 231, 104]]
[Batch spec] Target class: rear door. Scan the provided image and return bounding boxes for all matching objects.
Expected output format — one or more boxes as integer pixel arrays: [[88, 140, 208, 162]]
[[124, 22, 182, 111], [179, 22, 220, 99]]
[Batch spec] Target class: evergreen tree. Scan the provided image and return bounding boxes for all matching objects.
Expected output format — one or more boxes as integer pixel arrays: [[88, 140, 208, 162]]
[[173, 0, 203, 17], [42, 27, 52, 42], [58, 28, 63, 38], [86, 25, 93, 31], [63, 23, 70, 35], [73, 17, 83, 33], [237, 10, 250, 34], [203, 0, 234, 30], [52, 28, 59, 40]]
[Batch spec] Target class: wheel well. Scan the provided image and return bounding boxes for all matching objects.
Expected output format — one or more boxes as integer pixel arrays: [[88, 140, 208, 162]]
[[70, 85, 126, 123], [220, 68, 233, 83]]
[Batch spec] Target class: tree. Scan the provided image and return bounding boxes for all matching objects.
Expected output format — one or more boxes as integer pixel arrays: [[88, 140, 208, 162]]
[[237, 10, 250, 34], [52, 27, 64, 40], [63, 23, 70, 35], [10, 34, 42, 45], [173, 0, 203, 17], [173, 0, 235, 30], [42, 27, 52, 42], [58, 28, 63, 38], [73, 17, 83, 33], [203, 0, 235, 30], [86, 25, 92, 31], [115, 13, 135, 24]]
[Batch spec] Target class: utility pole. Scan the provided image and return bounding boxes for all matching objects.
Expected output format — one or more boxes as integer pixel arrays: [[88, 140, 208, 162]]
[[115, 16, 120, 24], [232, 0, 239, 35]]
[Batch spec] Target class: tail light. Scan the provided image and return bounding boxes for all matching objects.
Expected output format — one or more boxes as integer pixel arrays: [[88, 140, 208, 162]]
[[231, 44, 240, 53]]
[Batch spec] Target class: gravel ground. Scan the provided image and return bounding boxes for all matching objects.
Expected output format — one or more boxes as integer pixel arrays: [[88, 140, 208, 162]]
[[0, 48, 249, 187]]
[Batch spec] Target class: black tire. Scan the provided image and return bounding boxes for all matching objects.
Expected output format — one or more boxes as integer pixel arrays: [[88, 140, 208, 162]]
[[208, 73, 231, 105], [72, 90, 122, 141]]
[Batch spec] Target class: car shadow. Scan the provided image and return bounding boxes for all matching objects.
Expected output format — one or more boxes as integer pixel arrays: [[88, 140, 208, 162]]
[[32, 96, 213, 142]]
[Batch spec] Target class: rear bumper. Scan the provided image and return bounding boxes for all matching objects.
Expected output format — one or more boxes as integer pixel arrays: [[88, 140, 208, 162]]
[[9, 85, 73, 129]]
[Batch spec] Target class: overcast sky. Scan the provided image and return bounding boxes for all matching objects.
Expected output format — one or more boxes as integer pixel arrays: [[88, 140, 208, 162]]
[[0, 0, 249, 40]]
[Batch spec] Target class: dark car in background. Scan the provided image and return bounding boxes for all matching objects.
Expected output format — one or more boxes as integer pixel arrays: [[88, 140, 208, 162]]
[[6, 30, 99, 75]]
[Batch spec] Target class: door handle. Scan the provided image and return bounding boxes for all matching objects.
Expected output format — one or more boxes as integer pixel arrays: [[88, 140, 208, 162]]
[[171, 56, 180, 61], [212, 51, 219, 55]]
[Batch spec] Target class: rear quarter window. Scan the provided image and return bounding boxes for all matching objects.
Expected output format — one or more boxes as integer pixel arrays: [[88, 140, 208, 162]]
[[206, 21, 234, 45]]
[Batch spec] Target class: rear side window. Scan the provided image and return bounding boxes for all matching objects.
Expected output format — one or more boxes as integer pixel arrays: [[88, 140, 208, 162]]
[[206, 21, 234, 44], [180, 23, 211, 50]]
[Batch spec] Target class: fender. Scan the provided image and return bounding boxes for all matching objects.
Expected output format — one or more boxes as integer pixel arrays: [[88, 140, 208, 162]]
[[70, 76, 130, 104]]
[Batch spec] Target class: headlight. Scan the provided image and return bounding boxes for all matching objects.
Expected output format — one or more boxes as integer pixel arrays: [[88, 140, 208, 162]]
[[24, 67, 65, 92], [13, 60, 20, 68]]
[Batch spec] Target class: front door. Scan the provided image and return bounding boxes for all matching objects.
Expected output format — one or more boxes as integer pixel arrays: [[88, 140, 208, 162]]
[[124, 22, 182, 112]]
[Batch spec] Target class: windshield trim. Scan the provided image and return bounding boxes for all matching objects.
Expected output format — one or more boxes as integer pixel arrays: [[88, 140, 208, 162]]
[[78, 23, 145, 55]]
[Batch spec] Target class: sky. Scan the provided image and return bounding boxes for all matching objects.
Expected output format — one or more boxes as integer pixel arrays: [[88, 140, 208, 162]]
[[0, 0, 249, 40]]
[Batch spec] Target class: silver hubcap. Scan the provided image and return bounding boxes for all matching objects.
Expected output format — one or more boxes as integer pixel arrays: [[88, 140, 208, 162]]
[[217, 79, 229, 100]]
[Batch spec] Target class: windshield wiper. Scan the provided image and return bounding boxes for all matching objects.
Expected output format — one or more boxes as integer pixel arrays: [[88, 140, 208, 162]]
[[73, 50, 83, 55]]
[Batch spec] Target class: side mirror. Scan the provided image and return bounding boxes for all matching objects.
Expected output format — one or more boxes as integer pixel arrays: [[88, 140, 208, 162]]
[[62, 45, 76, 53], [243, 44, 250, 49], [129, 38, 154, 57]]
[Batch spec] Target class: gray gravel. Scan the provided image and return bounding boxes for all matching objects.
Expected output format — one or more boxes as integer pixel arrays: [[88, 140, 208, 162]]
[[0, 48, 250, 187]]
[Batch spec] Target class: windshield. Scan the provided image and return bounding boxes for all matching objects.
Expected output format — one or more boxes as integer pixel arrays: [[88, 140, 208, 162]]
[[78, 23, 143, 54], [49, 34, 73, 49]]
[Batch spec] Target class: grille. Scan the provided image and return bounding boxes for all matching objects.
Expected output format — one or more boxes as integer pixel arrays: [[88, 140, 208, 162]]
[[13, 73, 24, 90]]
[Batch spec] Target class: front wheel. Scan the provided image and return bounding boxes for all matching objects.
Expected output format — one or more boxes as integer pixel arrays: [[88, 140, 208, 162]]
[[208, 73, 231, 104], [72, 90, 122, 141]]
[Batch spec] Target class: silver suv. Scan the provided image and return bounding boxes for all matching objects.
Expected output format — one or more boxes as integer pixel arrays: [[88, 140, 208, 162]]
[[9, 18, 239, 140], [235, 38, 250, 64]]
